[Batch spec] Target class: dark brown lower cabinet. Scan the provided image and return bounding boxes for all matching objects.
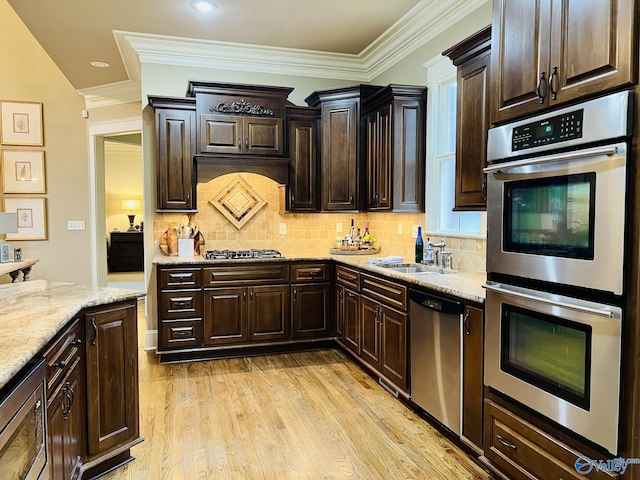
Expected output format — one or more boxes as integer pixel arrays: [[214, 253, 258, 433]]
[[462, 304, 484, 451], [337, 285, 360, 355], [203, 285, 289, 346], [291, 283, 331, 339], [84, 301, 140, 461], [48, 357, 83, 480]]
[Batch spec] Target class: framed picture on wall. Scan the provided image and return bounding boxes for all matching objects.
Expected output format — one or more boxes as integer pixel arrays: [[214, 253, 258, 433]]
[[3, 197, 47, 240], [0, 101, 44, 146], [2, 150, 46, 193]]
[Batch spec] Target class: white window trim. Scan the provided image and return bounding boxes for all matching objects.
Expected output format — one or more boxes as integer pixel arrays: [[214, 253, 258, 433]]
[[424, 55, 486, 239]]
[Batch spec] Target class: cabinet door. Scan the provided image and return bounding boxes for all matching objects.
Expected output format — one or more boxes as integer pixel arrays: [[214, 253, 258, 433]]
[[366, 106, 392, 210], [85, 302, 139, 457], [548, 0, 636, 105], [456, 51, 490, 210], [288, 118, 318, 211], [343, 288, 360, 354], [463, 305, 484, 450], [335, 284, 345, 338], [48, 358, 83, 480], [360, 297, 381, 368], [244, 117, 284, 155], [156, 109, 197, 211], [249, 285, 289, 342], [379, 305, 407, 391], [292, 283, 331, 339], [199, 114, 242, 154], [321, 99, 359, 211], [491, 0, 552, 124], [203, 287, 248, 345]]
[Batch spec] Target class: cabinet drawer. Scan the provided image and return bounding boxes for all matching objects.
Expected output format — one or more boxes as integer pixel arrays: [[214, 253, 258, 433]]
[[159, 319, 203, 350], [159, 267, 203, 289], [484, 400, 617, 480], [42, 318, 83, 395], [160, 290, 202, 318], [336, 265, 359, 290], [204, 264, 289, 286], [291, 263, 329, 282], [360, 273, 407, 311]]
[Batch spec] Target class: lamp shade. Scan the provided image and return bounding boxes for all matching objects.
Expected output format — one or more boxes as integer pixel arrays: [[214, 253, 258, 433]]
[[122, 199, 142, 212], [0, 213, 18, 234]]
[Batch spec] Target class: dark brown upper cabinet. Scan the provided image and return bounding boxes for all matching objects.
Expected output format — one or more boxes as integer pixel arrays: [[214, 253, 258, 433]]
[[362, 85, 426, 212], [491, 0, 636, 125], [443, 26, 491, 211], [148, 96, 197, 213], [306, 85, 383, 212], [285, 105, 321, 212]]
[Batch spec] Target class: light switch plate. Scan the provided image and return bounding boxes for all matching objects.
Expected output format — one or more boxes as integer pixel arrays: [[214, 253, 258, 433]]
[[67, 220, 85, 231], [397, 223, 403, 235], [336, 222, 342, 233], [279, 223, 287, 235]]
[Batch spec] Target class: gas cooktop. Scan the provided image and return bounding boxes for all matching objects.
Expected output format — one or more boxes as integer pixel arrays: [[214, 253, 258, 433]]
[[204, 249, 283, 260]]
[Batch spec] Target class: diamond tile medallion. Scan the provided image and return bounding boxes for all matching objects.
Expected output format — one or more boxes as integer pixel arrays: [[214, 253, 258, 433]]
[[209, 175, 267, 230]]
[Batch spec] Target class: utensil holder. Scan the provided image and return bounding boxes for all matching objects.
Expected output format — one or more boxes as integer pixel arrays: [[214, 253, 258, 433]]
[[178, 238, 193, 258]]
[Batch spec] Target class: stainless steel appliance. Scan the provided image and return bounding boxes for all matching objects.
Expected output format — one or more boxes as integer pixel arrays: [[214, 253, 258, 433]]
[[0, 359, 49, 479], [484, 281, 622, 454], [485, 91, 632, 295], [409, 289, 464, 435], [205, 249, 282, 260]]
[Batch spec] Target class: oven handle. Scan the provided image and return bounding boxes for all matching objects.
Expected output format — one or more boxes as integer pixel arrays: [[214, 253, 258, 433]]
[[482, 283, 615, 318], [483, 146, 619, 174]]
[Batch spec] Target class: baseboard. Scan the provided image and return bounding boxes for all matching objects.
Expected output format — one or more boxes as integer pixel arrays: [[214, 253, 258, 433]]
[[144, 329, 157, 351]]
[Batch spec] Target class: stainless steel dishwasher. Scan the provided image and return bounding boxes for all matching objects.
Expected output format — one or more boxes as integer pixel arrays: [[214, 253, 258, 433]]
[[409, 288, 464, 435]]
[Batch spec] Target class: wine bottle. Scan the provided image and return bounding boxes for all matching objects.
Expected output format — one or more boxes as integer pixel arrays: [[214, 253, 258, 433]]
[[415, 225, 424, 263]]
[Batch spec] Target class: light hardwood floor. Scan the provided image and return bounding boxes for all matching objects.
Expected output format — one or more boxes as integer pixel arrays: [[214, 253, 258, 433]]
[[103, 309, 491, 480]]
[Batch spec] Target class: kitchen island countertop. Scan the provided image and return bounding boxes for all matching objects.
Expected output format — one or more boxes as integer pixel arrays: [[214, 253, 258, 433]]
[[153, 253, 486, 304], [0, 280, 144, 391]]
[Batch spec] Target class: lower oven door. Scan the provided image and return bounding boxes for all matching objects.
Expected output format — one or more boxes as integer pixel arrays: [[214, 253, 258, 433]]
[[484, 281, 622, 454]]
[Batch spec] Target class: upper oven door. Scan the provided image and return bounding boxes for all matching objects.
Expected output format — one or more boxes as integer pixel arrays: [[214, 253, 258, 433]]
[[485, 142, 627, 295]]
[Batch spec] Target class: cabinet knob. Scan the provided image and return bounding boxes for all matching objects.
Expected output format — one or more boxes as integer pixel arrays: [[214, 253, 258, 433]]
[[54, 360, 66, 369], [72, 338, 82, 348]]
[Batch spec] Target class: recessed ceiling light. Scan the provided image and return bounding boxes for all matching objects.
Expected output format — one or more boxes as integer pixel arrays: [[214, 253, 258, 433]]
[[191, 0, 217, 12], [90, 61, 110, 68]]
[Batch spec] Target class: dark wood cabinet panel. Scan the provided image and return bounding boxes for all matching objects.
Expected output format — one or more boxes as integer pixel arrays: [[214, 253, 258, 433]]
[[360, 296, 381, 367], [343, 288, 361, 354], [85, 301, 139, 458], [149, 96, 197, 212], [292, 283, 331, 339], [462, 305, 484, 451], [286, 106, 320, 212], [444, 26, 491, 211], [200, 115, 283, 156], [249, 285, 289, 342], [203, 287, 248, 345], [109, 232, 143, 272], [491, 0, 636, 124], [379, 305, 407, 390]]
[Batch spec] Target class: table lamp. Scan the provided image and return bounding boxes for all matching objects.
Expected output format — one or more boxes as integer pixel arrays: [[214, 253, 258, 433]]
[[122, 199, 142, 232], [0, 212, 18, 263]]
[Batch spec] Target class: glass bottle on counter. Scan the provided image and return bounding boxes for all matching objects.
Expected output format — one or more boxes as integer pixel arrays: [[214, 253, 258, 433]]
[[415, 225, 424, 263]]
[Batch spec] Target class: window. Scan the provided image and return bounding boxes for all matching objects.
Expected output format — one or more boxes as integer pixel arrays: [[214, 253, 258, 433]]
[[424, 55, 484, 236]]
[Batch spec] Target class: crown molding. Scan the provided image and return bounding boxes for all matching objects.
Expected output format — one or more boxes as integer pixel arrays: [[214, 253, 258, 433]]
[[80, 0, 489, 109]]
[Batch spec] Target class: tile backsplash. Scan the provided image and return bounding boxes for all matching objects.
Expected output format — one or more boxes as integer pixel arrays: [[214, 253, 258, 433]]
[[153, 173, 487, 273]]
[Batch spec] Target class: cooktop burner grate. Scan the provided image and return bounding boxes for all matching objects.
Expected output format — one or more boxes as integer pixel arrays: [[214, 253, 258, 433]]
[[205, 249, 282, 260]]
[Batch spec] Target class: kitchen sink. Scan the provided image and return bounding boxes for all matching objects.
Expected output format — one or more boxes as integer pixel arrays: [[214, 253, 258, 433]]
[[380, 263, 455, 275]]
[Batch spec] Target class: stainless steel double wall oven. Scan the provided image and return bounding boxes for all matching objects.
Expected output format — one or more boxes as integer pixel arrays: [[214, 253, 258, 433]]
[[483, 91, 633, 455]]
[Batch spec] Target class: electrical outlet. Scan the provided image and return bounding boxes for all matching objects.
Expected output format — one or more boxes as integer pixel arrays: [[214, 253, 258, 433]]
[[397, 223, 403, 235], [412, 224, 419, 238], [67, 220, 85, 231], [336, 222, 342, 233], [279, 223, 287, 235]]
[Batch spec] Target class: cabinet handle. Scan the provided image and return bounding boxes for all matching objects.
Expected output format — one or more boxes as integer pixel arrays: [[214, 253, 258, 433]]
[[496, 435, 517, 450], [66, 381, 75, 407], [90, 318, 97, 345], [250, 289, 253, 303], [62, 388, 72, 419], [349, 195, 354, 205], [238, 138, 242, 152], [54, 360, 66, 369], [293, 287, 297, 301], [536, 71, 547, 104], [245, 138, 249, 152], [347, 291, 356, 298], [186, 192, 191, 208], [549, 66, 558, 100], [464, 310, 471, 335], [291, 193, 295, 206], [339, 290, 344, 303], [481, 179, 487, 201], [243, 290, 247, 304]]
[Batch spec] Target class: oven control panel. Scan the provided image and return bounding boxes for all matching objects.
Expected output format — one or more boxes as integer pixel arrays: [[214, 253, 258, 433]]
[[512, 109, 583, 151]]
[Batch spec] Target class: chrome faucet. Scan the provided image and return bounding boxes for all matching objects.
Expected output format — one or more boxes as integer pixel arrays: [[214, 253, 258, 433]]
[[424, 239, 446, 265]]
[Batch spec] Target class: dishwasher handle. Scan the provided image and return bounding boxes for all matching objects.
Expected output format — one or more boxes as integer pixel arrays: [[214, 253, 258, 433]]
[[409, 289, 464, 315]]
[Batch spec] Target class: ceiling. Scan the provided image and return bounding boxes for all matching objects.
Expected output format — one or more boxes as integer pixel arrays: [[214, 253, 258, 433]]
[[7, 0, 424, 91]]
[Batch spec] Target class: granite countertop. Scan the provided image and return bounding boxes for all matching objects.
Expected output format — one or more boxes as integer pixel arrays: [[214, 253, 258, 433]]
[[0, 280, 144, 392], [153, 253, 486, 304]]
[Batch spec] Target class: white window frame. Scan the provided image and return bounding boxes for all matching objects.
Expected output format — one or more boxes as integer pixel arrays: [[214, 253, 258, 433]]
[[423, 55, 486, 238]]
